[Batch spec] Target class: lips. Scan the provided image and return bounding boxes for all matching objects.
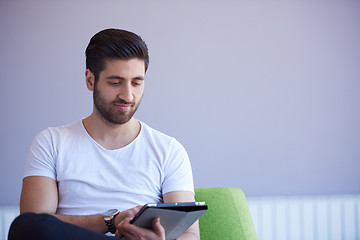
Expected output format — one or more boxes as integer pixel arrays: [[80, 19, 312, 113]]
[[115, 104, 131, 111]]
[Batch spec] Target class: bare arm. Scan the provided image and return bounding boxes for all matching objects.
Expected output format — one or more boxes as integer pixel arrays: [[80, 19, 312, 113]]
[[163, 191, 200, 240], [20, 176, 138, 233], [20, 176, 58, 214]]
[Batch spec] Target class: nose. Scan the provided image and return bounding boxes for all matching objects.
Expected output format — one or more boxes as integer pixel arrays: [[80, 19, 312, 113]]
[[118, 82, 134, 103]]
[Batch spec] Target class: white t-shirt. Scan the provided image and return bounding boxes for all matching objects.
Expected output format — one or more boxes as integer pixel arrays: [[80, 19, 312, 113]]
[[24, 120, 194, 215]]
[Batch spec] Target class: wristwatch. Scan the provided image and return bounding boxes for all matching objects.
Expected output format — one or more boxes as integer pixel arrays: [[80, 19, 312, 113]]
[[103, 209, 120, 234]]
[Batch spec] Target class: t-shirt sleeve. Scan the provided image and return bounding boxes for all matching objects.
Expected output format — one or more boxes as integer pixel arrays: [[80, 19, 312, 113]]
[[24, 129, 57, 180], [161, 139, 195, 195]]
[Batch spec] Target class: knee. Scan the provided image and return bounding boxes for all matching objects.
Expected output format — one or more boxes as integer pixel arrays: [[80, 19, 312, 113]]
[[9, 212, 38, 232], [8, 212, 55, 240]]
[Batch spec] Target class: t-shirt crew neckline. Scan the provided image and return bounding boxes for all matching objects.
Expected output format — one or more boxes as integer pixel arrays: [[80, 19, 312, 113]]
[[80, 119, 143, 151]]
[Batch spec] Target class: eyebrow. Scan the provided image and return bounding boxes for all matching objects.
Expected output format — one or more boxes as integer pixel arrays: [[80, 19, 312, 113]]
[[106, 75, 145, 80]]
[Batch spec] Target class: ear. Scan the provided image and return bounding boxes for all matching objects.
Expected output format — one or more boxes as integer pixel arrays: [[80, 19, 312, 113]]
[[85, 69, 95, 91]]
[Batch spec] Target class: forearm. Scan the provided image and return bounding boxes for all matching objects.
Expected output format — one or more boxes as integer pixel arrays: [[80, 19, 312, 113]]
[[48, 213, 107, 233], [20, 177, 109, 234], [177, 221, 200, 240], [177, 231, 200, 240], [47, 206, 142, 234]]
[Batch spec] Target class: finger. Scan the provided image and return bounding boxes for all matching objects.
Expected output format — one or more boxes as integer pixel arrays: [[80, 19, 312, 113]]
[[116, 207, 141, 225], [114, 230, 123, 239], [128, 205, 143, 218], [115, 218, 130, 237], [119, 218, 165, 240], [117, 218, 144, 240], [134, 205, 143, 211], [152, 217, 165, 237]]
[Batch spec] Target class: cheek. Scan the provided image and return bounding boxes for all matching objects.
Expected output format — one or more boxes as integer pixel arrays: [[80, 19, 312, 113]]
[[102, 87, 119, 98], [96, 88, 117, 103], [134, 89, 144, 100]]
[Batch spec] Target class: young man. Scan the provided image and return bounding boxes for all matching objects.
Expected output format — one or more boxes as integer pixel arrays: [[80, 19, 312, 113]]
[[9, 29, 199, 240]]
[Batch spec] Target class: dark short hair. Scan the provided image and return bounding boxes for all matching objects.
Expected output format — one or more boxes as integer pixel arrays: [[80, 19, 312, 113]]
[[85, 28, 149, 81]]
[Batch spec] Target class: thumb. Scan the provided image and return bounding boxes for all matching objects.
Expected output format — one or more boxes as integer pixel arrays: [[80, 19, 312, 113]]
[[152, 217, 165, 236]]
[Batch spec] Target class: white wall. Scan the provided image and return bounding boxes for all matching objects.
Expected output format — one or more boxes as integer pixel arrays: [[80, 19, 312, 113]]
[[0, 0, 359, 205]]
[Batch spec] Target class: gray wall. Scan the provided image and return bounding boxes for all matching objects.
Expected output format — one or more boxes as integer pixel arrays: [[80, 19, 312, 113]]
[[1, 0, 359, 205]]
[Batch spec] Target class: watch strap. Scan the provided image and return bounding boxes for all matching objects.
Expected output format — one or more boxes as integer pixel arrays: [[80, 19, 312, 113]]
[[105, 218, 117, 234]]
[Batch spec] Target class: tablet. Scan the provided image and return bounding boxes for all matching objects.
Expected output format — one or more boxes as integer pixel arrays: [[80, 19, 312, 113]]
[[130, 202, 208, 240]]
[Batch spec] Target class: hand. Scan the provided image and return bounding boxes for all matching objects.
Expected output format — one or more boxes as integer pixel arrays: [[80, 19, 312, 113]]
[[113, 205, 143, 227], [115, 217, 165, 240]]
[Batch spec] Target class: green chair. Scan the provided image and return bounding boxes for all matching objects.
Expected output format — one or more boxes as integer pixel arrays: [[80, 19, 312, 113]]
[[195, 187, 257, 240]]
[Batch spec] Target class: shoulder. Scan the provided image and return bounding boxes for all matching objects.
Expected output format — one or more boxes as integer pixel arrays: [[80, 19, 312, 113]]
[[139, 121, 178, 145], [34, 120, 83, 143], [138, 121, 186, 153]]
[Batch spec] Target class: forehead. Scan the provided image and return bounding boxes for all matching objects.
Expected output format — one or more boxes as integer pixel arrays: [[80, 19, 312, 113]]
[[101, 58, 145, 76]]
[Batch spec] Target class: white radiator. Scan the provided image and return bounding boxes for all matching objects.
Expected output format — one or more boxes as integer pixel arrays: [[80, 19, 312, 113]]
[[1, 195, 360, 240], [247, 194, 360, 240]]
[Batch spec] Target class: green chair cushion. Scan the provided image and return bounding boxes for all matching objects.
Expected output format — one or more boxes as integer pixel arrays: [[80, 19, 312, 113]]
[[195, 187, 257, 240]]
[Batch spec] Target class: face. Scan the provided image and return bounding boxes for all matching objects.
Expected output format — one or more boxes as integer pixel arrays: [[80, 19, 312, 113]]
[[87, 58, 145, 125]]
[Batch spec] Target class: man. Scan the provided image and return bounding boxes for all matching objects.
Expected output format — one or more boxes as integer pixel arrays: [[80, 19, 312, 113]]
[[9, 29, 199, 240]]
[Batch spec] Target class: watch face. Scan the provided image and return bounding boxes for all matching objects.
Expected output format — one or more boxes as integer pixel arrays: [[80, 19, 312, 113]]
[[103, 209, 119, 216]]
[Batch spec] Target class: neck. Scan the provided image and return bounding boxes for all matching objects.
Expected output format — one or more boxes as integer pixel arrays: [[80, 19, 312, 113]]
[[82, 113, 140, 150]]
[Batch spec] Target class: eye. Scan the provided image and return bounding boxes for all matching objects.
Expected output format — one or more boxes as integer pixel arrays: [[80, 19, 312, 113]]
[[110, 81, 121, 85], [132, 81, 143, 86]]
